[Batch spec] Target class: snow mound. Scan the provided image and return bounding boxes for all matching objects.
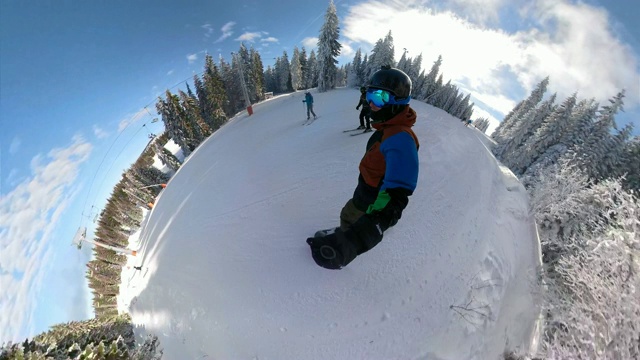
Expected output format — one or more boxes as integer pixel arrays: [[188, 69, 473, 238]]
[[123, 88, 541, 359]]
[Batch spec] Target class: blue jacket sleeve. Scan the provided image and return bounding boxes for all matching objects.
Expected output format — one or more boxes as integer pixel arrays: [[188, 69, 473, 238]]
[[379, 131, 419, 193]]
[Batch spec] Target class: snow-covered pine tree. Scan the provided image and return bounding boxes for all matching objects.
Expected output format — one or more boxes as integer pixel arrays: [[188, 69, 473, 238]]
[[360, 53, 368, 84], [275, 51, 292, 93], [249, 46, 265, 102], [430, 80, 452, 108], [440, 84, 460, 112], [519, 93, 577, 176], [218, 56, 240, 116], [620, 136, 640, 193], [290, 46, 303, 90], [408, 53, 422, 85], [316, 0, 341, 92], [202, 54, 227, 132], [411, 69, 427, 100], [347, 48, 363, 87], [156, 91, 191, 157], [492, 76, 549, 143], [153, 141, 180, 174], [365, 31, 396, 79], [263, 65, 276, 93], [396, 49, 410, 75], [461, 101, 474, 121], [0, 315, 162, 360], [452, 92, 471, 119], [335, 64, 347, 87], [474, 117, 490, 133], [237, 43, 257, 103], [420, 55, 443, 101], [496, 93, 557, 166], [445, 91, 464, 115], [307, 50, 319, 88], [601, 122, 634, 179], [298, 47, 309, 89], [573, 91, 625, 180], [562, 99, 599, 150], [179, 90, 211, 146]]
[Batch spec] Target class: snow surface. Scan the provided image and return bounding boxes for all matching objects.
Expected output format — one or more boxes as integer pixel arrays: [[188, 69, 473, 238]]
[[119, 88, 542, 359]]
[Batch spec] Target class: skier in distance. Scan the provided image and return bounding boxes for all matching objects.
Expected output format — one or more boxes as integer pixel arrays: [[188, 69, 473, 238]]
[[355, 86, 372, 131], [302, 91, 317, 120]]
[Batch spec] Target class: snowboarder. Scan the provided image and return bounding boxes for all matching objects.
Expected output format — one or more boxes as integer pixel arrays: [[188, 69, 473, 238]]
[[133, 266, 143, 271], [302, 91, 317, 120], [355, 86, 372, 131], [306, 66, 420, 270]]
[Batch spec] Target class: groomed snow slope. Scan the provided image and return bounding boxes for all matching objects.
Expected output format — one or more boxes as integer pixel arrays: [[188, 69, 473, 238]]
[[123, 88, 541, 360]]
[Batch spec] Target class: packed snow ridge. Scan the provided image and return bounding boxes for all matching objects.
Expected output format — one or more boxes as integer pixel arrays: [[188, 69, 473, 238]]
[[119, 88, 542, 360]]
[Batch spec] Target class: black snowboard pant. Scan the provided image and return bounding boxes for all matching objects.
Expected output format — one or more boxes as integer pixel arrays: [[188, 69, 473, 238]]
[[359, 108, 371, 129]]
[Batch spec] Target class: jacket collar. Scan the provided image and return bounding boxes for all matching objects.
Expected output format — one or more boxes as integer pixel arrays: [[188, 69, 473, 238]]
[[372, 106, 416, 130]]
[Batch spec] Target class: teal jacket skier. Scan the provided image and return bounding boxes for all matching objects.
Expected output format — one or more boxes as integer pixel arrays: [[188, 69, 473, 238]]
[[306, 66, 420, 270], [302, 91, 317, 120]]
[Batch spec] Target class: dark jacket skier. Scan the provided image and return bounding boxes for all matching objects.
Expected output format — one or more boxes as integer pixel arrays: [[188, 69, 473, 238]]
[[302, 91, 317, 120], [307, 66, 420, 270], [355, 86, 371, 130]]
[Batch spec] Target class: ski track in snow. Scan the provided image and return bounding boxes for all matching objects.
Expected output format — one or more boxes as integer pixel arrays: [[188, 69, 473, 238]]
[[118, 88, 542, 360]]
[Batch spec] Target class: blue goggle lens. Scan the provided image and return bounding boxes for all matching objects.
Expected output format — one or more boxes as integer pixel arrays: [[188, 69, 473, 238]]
[[366, 88, 410, 107], [366, 89, 391, 107]]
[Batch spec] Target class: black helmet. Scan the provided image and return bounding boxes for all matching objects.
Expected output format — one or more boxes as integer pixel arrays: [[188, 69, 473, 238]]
[[367, 65, 411, 100], [360, 86, 366, 92]]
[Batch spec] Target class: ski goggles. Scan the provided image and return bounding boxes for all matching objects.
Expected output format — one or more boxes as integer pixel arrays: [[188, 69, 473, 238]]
[[366, 88, 410, 107]]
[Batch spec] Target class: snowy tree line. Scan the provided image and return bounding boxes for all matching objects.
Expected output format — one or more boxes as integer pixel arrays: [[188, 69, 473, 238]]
[[493, 79, 640, 359], [472, 117, 491, 133], [492, 77, 638, 193], [1, 134, 175, 357], [157, 45, 267, 157], [87, 133, 172, 319], [0, 314, 161, 359], [264, 0, 346, 94], [343, 32, 474, 122]]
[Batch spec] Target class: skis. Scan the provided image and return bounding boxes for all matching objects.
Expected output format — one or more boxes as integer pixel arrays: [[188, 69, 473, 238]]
[[350, 129, 373, 136], [343, 128, 373, 136], [303, 116, 319, 126]]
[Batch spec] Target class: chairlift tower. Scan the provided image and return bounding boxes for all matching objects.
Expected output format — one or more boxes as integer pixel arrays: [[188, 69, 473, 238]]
[[72, 227, 136, 256]]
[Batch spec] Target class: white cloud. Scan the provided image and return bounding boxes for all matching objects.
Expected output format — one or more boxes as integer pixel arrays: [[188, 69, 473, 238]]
[[92, 125, 109, 139], [186, 53, 198, 64], [301, 37, 318, 51], [9, 137, 21, 155], [341, 0, 640, 119], [167, 69, 174, 76], [448, 0, 506, 25], [235, 31, 262, 42], [0, 136, 92, 342], [513, 0, 639, 105], [339, 43, 355, 60], [202, 23, 214, 38], [261, 37, 279, 44], [118, 108, 150, 132], [215, 21, 236, 43]]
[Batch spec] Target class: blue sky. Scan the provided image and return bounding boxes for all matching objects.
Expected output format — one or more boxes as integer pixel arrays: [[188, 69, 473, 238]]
[[1, 0, 638, 344]]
